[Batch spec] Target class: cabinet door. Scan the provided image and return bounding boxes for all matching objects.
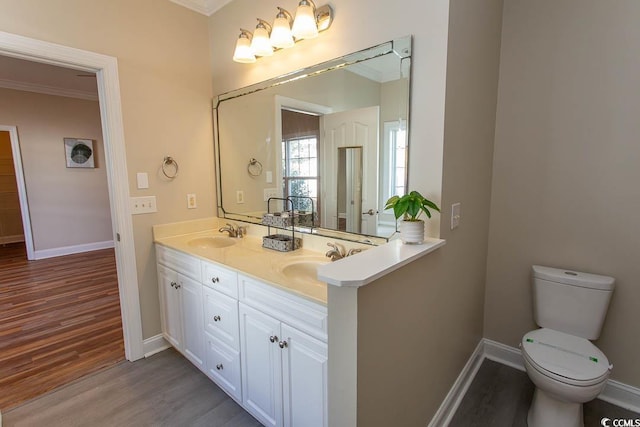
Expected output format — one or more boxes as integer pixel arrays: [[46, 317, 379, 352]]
[[203, 287, 240, 351], [239, 303, 283, 427], [205, 332, 242, 402], [180, 274, 205, 371], [281, 324, 328, 427], [157, 264, 182, 350]]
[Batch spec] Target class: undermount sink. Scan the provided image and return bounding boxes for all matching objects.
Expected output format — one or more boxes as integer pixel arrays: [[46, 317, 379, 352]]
[[187, 236, 236, 249], [277, 256, 330, 284]]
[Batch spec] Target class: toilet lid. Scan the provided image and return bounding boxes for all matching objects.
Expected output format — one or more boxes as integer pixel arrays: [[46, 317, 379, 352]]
[[522, 328, 611, 383]]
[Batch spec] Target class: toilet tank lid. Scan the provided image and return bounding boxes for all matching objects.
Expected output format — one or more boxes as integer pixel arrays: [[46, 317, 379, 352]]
[[532, 265, 615, 291]]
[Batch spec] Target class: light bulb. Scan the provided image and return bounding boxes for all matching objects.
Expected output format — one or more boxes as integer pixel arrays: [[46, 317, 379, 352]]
[[251, 20, 273, 57]]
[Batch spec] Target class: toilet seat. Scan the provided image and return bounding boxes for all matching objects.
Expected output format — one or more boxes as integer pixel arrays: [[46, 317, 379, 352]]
[[522, 328, 611, 386]]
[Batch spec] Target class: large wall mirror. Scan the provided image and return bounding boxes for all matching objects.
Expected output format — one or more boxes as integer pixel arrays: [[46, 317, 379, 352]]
[[214, 36, 411, 243]]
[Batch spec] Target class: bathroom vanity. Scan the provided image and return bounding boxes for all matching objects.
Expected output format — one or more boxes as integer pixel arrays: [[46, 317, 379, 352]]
[[154, 218, 444, 427]]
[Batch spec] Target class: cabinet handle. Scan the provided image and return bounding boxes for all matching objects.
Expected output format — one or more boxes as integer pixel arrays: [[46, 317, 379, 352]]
[[170, 281, 177, 288], [216, 364, 223, 370], [213, 315, 221, 322], [175, 283, 181, 289], [269, 335, 278, 343], [278, 340, 288, 349], [211, 277, 220, 283]]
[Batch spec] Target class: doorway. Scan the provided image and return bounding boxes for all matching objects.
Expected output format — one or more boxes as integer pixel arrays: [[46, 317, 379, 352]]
[[0, 31, 143, 361]]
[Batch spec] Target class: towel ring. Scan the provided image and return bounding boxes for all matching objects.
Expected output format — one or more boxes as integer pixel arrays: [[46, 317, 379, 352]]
[[247, 158, 263, 177], [162, 156, 179, 179]]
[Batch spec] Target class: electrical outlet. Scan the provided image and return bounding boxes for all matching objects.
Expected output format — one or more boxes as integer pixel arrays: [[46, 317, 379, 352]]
[[264, 188, 279, 201], [130, 196, 157, 215], [236, 190, 245, 204], [187, 193, 197, 209], [451, 202, 461, 230]]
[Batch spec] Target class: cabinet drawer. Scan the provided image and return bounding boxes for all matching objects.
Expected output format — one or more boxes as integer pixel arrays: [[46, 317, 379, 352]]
[[202, 260, 238, 298], [239, 275, 328, 342], [205, 333, 242, 402], [156, 245, 200, 281], [203, 287, 240, 351]]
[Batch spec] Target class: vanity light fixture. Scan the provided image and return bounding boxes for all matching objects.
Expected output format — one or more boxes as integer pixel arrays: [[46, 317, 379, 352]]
[[270, 7, 295, 49], [232, 29, 256, 63], [250, 19, 274, 57], [232, 2, 333, 63]]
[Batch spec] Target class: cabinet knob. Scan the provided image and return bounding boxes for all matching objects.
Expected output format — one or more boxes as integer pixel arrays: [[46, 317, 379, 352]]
[[170, 281, 177, 288], [213, 315, 221, 322], [211, 277, 220, 283], [174, 283, 181, 289], [216, 364, 223, 370], [269, 335, 278, 343], [278, 340, 288, 349]]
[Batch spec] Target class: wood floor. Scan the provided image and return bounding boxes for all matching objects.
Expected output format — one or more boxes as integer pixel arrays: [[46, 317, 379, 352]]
[[0, 242, 124, 411], [3, 348, 261, 427], [450, 359, 640, 427]]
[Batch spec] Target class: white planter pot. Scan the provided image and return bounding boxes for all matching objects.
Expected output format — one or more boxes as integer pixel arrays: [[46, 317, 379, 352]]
[[399, 220, 425, 244]]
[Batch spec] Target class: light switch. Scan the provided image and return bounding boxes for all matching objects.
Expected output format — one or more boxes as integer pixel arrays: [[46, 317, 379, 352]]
[[136, 172, 149, 189], [131, 196, 157, 215], [451, 202, 461, 230]]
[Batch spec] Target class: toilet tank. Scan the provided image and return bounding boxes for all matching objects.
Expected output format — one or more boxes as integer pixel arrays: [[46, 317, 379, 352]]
[[532, 265, 615, 340]]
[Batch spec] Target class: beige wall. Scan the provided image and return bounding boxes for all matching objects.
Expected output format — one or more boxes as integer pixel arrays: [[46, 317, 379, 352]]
[[357, 0, 503, 424], [0, 0, 214, 338], [0, 88, 111, 250], [485, 0, 640, 388]]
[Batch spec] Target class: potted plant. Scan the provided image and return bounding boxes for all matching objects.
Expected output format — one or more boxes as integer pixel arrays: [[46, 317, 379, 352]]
[[384, 191, 440, 244]]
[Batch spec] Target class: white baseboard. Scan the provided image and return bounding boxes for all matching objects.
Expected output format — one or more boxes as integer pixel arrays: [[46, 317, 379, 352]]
[[143, 334, 170, 358], [431, 338, 640, 426], [428, 340, 486, 427], [34, 240, 114, 260]]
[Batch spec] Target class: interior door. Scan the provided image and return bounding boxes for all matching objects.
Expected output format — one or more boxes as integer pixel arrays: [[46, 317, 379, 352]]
[[321, 106, 379, 235]]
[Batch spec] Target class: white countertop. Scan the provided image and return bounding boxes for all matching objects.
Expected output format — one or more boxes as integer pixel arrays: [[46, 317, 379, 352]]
[[153, 218, 445, 302], [317, 238, 446, 287]]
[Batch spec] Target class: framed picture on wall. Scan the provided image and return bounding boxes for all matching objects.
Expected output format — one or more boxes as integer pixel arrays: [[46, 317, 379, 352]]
[[64, 138, 95, 168]]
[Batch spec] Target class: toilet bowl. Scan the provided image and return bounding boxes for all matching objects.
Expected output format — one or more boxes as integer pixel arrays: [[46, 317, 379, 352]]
[[522, 328, 611, 427]]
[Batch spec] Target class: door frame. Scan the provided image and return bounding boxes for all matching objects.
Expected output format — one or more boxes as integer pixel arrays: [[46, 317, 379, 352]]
[[0, 125, 35, 259], [0, 30, 144, 361]]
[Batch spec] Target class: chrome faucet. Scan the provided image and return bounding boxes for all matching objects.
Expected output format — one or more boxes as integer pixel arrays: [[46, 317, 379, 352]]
[[218, 223, 246, 238], [325, 242, 364, 261]]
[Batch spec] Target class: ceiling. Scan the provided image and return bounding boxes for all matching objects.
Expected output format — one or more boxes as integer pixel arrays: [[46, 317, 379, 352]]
[[169, 0, 234, 16], [0, 55, 98, 101]]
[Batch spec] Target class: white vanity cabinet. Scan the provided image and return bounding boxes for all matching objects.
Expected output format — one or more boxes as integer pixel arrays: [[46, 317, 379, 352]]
[[201, 261, 242, 401], [239, 274, 328, 427], [156, 246, 205, 371]]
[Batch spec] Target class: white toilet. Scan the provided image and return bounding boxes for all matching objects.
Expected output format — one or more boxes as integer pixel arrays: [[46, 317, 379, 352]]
[[521, 265, 615, 427]]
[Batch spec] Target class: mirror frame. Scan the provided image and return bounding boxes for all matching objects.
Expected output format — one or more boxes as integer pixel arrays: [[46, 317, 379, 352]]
[[213, 36, 412, 245]]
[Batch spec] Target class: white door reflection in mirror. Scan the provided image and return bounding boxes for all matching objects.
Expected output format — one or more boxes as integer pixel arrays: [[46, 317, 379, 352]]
[[321, 106, 379, 236], [378, 120, 407, 235]]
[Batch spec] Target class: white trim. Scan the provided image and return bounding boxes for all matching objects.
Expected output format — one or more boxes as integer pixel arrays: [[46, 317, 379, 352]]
[[428, 340, 486, 427], [0, 78, 98, 101], [33, 240, 115, 260], [431, 338, 640, 426], [143, 334, 171, 358], [0, 125, 35, 260], [169, 0, 234, 16], [0, 30, 144, 362]]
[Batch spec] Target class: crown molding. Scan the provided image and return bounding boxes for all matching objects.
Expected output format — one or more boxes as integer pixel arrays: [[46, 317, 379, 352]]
[[169, 0, 234, 16], [0, 78, 98, 101]]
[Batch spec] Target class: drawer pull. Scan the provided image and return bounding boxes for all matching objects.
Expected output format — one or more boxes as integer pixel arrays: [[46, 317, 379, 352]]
[[216, 364, 223, 370], [278, 340, 288, 349], [213, 315, 221, 322], [170, 281, 177, 288], [211, 277, 220, 283], [269, 335, 278, 343]]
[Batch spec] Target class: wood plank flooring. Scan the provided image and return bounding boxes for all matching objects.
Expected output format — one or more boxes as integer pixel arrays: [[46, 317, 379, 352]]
[[3, 348, 261, 427], [450, 359, 640, 427], [0, 242, 124, 411]]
